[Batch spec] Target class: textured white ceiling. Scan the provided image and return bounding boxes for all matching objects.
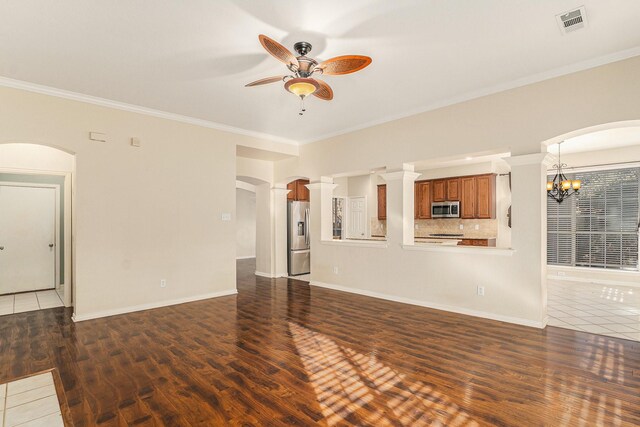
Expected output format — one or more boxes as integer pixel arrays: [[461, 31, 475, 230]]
[[1, 0, 639, 144]]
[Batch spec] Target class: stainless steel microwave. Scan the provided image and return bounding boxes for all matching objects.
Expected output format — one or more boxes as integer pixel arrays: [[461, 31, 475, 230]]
[[431, 201, 460, 218]]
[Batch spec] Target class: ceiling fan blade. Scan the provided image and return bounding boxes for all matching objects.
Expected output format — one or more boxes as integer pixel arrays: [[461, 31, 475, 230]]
[[258, 34, 299, 69], [245, 76, 285, 87], [316, 55, 372, 75], [313, 79, 333, 101]]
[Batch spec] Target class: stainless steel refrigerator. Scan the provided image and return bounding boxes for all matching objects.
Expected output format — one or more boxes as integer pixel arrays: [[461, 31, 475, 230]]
[[288, 201, 310, 276]]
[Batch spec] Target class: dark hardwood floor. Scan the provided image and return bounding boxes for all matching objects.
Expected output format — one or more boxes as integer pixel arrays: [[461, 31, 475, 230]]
[[1, 258, 639, 426]]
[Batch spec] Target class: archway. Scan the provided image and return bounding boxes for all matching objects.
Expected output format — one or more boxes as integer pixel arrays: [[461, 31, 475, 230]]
[[541, 121, 640, 342], [0, 142, 75, 313]]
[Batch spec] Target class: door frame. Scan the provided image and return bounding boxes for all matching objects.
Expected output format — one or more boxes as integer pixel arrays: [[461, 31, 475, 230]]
[[0, 182, 59, 293], [0, 168, 73, 308], [345, 196, 368, 239]]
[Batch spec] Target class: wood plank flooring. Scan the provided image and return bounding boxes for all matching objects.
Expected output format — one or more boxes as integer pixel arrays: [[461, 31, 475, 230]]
[[0, 258, 639, 426]]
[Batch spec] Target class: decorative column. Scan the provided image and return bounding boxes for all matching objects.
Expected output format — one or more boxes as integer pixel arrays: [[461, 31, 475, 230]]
[[306, 179, 337, 243], [254, 183, 274, 277], [272, 184, 289, 277], [504, 152, 554, 326], [381, 167, 421, 246]]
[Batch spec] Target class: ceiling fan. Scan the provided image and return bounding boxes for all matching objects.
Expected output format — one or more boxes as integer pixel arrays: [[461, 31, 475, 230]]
[[245, 34, 372, 115]]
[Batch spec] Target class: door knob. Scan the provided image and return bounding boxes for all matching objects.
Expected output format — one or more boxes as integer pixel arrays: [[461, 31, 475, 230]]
[[49, 244, 54, 248]]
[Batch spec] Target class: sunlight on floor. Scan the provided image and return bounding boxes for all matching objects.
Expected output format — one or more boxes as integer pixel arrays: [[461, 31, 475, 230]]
[[289, 322, 478, 426]]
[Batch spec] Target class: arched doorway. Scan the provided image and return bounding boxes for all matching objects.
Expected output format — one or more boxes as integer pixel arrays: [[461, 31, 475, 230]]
[[0, 142, 75, 314], [542, 121, 640, 342]]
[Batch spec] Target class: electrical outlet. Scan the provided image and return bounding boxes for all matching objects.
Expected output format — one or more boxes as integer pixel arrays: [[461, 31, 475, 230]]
[[160, 279, 167, 288], [475, 224, 480, 230], [333, 266, 339, 274], [477, 286, 485, 296], [459, 224, 464, 230], [557, 271, 566, 276]]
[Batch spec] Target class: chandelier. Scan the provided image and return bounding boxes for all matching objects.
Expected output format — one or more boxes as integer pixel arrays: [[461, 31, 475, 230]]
[[547, 141, 581, 203]]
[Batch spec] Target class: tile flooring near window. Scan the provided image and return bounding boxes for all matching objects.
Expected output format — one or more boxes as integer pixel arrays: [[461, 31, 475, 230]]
[[0, 372, 64, 427], [0, 290, 63, 316], [548, 279, 640, 341]]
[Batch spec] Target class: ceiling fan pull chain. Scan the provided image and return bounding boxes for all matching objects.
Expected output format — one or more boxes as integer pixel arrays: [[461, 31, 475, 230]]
[[299, 96, 306, 115]]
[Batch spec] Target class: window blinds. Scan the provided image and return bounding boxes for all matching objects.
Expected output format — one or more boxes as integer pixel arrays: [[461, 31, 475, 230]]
[[547, 167, 640, 270]]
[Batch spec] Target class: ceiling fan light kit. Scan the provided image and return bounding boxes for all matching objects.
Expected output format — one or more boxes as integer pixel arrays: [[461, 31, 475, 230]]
[[246, 34, 372, 115]]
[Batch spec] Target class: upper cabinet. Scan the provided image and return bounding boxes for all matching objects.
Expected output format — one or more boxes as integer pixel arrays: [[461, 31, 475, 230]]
[[432, 180, 446, 202], [432, 178, 460, 202], [377, 185, 387, 220], [475, 174, 496, 219], [446, 178, 460, 201], [460, 177, 476, 219], [460, 174, 496, 219], [415, 181, 431, 219], [377, 173, 496, 221], [287, 179, 310, 201]]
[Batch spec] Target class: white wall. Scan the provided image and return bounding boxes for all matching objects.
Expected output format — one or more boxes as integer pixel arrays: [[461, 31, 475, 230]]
[[277, 56, 640, 327], [236, 188, 256, 259], [0, 85, 281, 320]]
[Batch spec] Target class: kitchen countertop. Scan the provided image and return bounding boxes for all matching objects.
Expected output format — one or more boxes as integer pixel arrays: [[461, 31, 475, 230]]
[[345, 236, 387, 242], [415, 235, 496, 240]]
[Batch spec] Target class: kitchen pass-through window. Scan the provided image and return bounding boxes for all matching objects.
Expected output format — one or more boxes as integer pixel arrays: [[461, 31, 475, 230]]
[[547, 166, 640, 270]]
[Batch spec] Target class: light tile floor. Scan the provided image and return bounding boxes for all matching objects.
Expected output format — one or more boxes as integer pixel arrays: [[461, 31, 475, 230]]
[[1, 372, 64, 427], [548, 279, 640, 342], [0, 290, 63, 317]]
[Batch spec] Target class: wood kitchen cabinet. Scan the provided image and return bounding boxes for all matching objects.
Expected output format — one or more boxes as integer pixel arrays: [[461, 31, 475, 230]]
[[287, 179, 310, 201], [446, 178, 460, 201], [377, 184, 387, 220], [415, 181, 431, 219], [458, 238, 496, 247], [460, 177, 476, 219], [475, 174, 496, 219], [432, 180, 446, 202]]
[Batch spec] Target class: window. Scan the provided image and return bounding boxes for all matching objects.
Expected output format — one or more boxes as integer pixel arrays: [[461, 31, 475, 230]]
[[547, 166, 640, 270]]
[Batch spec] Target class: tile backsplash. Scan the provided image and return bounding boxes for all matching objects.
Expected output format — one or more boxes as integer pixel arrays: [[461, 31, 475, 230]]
[[371, 218, 386, 237], [369, 218, 497, 239], [415, 218, 498, 238]]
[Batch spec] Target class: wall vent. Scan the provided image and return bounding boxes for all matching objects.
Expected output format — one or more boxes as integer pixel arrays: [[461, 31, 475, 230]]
[[556, 6, 588, 34]]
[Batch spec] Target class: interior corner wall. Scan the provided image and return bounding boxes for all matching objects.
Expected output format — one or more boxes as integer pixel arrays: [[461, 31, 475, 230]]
[[0, 85, 267, 320], [236, 188, 256, 259]]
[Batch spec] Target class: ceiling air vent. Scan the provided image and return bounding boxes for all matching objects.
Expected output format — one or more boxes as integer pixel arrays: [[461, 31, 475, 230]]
[[556, 6, 588, 34]]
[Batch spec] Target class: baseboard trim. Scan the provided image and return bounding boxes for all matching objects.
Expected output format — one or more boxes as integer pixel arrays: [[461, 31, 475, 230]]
[[236, 256, 256, 260], [310, 281, 545, 329], [254, 270, 275, 278], [72, 289, 238, 322], [547, 274, 640, 288]]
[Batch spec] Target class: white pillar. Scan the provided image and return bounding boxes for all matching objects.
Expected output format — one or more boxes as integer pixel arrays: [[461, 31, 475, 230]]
[[306, 180, 337, 243], [272, 185, 289, 277], [306, 180, 337, 281], [381, 167, 421, 246], [504, 152, 554, 326], [254, 183, 273, 277]]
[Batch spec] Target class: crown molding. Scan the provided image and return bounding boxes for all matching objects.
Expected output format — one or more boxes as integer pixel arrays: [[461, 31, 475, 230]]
[[0, 76, 299, 146], [298, 46, 640, 145]]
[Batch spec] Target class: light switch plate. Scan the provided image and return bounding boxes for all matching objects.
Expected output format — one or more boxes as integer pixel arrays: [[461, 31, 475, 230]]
[[221, 213, 232, 221], [89, 132, 107, 143]]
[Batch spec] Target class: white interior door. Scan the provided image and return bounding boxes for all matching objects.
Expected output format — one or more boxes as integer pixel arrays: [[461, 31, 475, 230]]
[[346, 196, 367, 239], [0, 185, 56, 294]]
